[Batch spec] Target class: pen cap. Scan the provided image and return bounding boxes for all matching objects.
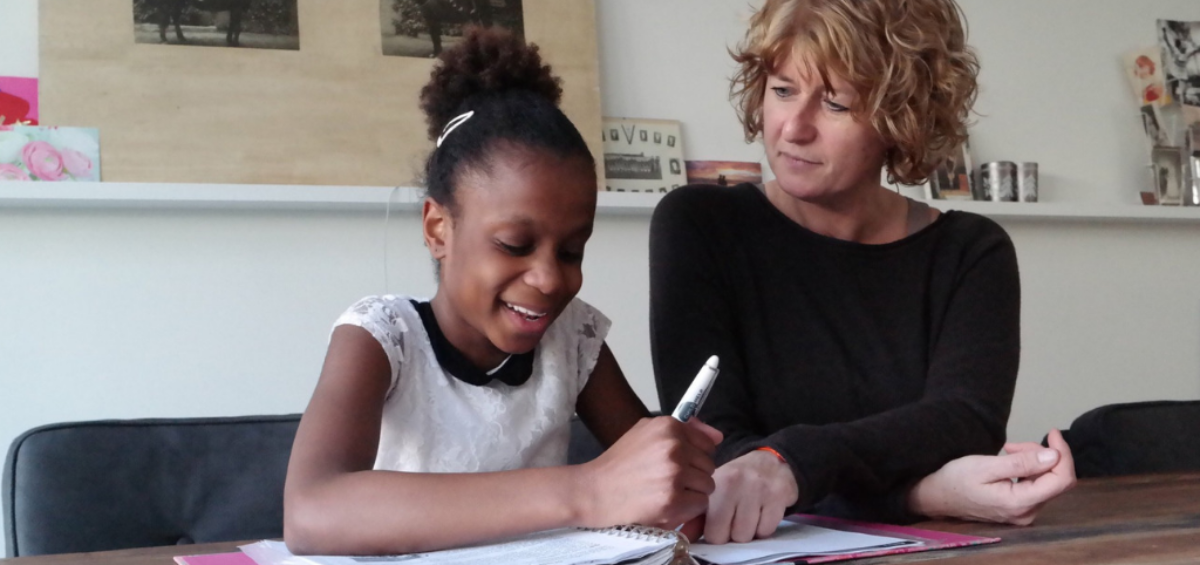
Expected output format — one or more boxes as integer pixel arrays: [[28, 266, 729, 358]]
[[672, 355, 720, 422]]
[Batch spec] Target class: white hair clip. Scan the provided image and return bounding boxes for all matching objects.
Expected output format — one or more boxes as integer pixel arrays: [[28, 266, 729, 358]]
[[436, 111, 475, 147]]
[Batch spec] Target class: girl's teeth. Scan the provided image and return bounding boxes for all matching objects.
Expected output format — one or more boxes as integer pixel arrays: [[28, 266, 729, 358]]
[[506, 303, 545, 319]]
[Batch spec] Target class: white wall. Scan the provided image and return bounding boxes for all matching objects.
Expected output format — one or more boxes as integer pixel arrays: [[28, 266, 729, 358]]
[[3, 2, 1200, 554]]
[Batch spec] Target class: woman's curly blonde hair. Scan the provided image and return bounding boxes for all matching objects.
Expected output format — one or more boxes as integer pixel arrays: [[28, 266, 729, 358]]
[[730, 0, 979, 185]]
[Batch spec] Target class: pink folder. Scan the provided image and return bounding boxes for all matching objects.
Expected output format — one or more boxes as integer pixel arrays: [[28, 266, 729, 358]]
[[781, 514, 1000, 563], [173, 552, 258, 565]]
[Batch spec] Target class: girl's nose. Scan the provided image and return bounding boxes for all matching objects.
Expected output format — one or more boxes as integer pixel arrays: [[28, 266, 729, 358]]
[[524, 254, 564, 296]]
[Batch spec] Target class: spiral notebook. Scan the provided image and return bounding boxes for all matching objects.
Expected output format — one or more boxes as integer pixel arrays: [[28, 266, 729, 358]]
[[236, 526, 684, 565], [179, 516, 997, 565]]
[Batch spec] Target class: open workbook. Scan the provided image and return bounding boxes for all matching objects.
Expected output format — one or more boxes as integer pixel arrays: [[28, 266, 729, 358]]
[[176, 516, 998, 565]]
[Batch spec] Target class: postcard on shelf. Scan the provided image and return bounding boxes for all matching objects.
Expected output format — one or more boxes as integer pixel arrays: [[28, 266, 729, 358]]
[[602, 118, 686, 194], [0, 76, 38, 125], [685, 160, 763, 187], [929, 139, 974, 200], [1121, 46, 1170, 107], [0, 125, 100, 182]]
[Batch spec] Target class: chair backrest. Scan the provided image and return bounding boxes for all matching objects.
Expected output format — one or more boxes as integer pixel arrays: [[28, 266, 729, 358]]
[[3, 413, 610, 556], [2, 415, 301, 557], [1059, 400, 1200, 478], [567, 416, 605, 465]]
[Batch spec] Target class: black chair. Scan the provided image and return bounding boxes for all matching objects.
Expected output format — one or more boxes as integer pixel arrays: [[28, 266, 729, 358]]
[[2, 414, 302, 557], [3, 413, 609, 557], [1056, 400, 1200, 479], [567, 416, 605, 465]]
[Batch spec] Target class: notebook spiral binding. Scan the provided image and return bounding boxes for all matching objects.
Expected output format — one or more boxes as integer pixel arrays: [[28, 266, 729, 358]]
[[589, 525, 697, 565]]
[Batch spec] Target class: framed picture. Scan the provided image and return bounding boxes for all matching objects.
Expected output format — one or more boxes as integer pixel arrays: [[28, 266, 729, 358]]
[[602, 118, 685, 193], [929, 139, 973, 200], [131, 0, 300, 50], [381, 0, 525, 58], [684, 160, 762, 187], [1151, 146, 1183, 205]]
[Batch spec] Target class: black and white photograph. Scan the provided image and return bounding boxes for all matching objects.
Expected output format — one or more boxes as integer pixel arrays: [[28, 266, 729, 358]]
[[1141, 104, 1166, 146], [381, 0, 525, 58], [132, 0, 299, 50], [1151, 146, 1183, 205], [602, 118, 687, 193], [929, 139, 973, 200], [1158, 20, 1200, 110]]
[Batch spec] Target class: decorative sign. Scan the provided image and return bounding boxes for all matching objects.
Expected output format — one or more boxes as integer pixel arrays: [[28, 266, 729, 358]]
[[602, 118, 685, 193]]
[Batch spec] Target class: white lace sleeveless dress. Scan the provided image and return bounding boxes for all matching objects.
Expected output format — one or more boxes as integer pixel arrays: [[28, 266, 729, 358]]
[[333, 295, 611, 473]]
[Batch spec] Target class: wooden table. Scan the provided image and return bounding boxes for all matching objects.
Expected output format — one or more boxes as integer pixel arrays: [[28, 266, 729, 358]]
[[4, 473, 1200, 565], [860, 472, 1200, 564]]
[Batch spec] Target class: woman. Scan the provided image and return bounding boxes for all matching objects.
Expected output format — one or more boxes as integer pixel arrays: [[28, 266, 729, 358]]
[[651, 0, 1075, 544]]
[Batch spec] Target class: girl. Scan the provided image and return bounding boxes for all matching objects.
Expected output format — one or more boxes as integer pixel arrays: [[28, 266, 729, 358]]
[[283, 28, 720, 555]]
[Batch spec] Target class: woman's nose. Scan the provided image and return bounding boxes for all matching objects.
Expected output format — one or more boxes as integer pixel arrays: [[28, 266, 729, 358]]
[[781, 103, 818, 144]]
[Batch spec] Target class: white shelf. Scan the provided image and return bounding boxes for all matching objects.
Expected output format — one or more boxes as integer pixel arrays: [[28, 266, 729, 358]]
[[3, 181, 1200, 222]]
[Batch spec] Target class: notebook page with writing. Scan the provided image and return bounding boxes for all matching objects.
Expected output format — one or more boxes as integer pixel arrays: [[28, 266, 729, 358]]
[[240, 526, 681, 565], [689, 520, 921, 565]]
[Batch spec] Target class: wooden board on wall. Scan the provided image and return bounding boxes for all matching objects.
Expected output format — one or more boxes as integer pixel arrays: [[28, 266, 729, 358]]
[[39, 0, 603, 187]]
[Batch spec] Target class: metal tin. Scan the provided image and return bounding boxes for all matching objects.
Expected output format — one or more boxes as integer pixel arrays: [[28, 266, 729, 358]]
[[981, 161, 1017, 202], [1017, 162, 1038, 202]]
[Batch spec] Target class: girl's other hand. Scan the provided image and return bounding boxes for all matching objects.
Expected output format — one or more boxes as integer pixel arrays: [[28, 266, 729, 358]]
[[577, 416, 720, 530]]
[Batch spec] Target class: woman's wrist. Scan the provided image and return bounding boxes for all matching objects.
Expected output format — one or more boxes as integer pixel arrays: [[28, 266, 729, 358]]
[[906, 472, 947, 519]]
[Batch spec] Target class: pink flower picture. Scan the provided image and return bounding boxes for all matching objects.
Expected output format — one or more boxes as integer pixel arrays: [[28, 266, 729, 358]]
[[0, 125, 100, 182], [22, 141, 66, 181], [0, 163, 30, 181]]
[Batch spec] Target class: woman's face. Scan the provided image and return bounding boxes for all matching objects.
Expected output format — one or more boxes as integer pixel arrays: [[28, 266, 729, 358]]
[[761, 55, 888, 203]]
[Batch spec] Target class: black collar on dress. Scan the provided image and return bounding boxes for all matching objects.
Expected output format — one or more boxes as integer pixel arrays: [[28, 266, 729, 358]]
[[410, 300, 535, 387]]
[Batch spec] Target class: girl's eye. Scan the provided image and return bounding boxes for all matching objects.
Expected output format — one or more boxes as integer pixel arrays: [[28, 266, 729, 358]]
[[770, 86, 792, 98], [558, 249, 584, 264], [497, 241, 533, 256]]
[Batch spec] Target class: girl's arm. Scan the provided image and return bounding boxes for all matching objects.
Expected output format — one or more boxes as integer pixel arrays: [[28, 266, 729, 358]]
[[283, 327, 717, 555], [574, 343, 653, 447]]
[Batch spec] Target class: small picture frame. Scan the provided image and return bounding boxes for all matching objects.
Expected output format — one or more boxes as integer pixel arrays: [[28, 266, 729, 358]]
[[1151, 146, 1184, 205], [602, 118, 687, 193], [929, 139, 974, 200]]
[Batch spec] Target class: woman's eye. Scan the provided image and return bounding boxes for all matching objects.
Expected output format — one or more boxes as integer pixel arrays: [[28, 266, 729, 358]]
[[824, 99, 849, 112], [497, 241, 533, 256], [770, 86, 792, 97]]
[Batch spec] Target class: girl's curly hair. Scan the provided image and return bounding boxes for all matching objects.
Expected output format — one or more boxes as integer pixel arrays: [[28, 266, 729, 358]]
[[418, 27, 594, 211]]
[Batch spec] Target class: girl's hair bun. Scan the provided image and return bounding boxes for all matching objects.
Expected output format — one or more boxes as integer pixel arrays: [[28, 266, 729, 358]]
[[419, 26, 563, 142]]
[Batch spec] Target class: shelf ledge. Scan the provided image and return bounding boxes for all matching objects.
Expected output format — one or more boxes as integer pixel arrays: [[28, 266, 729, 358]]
[[3, 182, 1200, 222]]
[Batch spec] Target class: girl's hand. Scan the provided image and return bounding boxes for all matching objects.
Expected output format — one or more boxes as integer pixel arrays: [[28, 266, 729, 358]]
[[577, 417, 721, 529]]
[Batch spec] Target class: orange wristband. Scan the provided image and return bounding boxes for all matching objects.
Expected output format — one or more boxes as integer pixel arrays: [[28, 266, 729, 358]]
[[756, 446, 787, 464]]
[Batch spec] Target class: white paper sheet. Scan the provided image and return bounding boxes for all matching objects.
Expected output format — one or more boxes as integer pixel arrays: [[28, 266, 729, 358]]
[[241, 528, 675, 565], [689, 521, 921, 565]]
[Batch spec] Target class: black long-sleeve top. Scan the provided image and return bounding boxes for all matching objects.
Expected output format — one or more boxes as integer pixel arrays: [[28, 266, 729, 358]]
[[650, 184, 1020, 522]]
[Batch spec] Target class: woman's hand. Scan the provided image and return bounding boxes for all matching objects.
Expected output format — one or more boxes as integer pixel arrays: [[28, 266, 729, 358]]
[[907, 429, 1077, 525], [698, 449, 800, 544], [577, 417, 722, 530]]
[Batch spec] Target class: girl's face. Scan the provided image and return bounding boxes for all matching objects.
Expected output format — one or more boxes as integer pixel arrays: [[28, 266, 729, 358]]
[[761, 54, 888, 203], [424, 146, 597, 369]]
